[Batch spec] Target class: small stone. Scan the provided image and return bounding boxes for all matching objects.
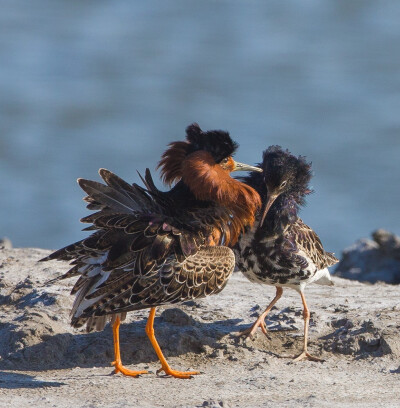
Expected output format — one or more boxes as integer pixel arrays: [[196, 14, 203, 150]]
[[381, 334, 400, 357], [210, 349, 224, 359], [0, 238, 12, 250]]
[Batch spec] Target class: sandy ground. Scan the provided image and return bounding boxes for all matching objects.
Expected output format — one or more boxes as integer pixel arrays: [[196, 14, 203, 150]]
[[0, 248, 399, 408]]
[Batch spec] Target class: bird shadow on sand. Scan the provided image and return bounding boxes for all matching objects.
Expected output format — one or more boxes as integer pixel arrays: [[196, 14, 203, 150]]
[[0, 371, 65, 389], [0, 308, 245, 372], [1, 303, 318, 373]]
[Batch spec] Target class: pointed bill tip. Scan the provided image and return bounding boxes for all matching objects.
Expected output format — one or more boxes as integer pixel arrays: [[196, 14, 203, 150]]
[[233, 161, 263, 173], [259, 193, 279, 227]]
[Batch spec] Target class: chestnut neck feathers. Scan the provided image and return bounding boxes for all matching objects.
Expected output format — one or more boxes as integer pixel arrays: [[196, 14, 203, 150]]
[[157, 123, 261, 245], [158, 123, 238, 186]]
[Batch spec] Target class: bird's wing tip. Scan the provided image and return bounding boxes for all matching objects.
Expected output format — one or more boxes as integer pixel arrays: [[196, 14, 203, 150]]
[[98, 168, 111, 177]]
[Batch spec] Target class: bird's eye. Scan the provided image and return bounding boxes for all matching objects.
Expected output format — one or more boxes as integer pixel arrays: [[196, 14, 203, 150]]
[[280, 180, 288, 188], [221, 158, 229, 164]]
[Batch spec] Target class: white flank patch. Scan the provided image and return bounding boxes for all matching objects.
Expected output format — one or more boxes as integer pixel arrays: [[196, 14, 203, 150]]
[[312, 267, 334, 286]]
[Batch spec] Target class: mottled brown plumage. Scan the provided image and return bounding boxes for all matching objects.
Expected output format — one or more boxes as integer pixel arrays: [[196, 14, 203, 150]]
[[42, 123, 261, 378], [290, 219, 338, 271]]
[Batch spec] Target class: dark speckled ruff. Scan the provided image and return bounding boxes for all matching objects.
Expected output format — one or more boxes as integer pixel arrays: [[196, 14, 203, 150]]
[[235, 146, 338, 361]]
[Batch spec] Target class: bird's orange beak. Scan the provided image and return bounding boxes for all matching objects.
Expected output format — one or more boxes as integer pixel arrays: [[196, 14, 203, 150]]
[[232, 161, 263, 173], [259, 192, 279, 227]]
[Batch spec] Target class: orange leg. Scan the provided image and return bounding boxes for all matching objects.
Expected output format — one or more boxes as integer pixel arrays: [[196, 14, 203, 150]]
[[293, 291, 324, 362], [241, 287, 283, 338], [145, 307, 200, 379], [111, 315, 149, 376]]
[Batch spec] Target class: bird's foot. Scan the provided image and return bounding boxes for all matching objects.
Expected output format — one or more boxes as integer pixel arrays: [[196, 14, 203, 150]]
[[111, 359, 149, 377], [156, 365, 201, 379], [239, 320, 268, 339], [292, 351, 325, 362]]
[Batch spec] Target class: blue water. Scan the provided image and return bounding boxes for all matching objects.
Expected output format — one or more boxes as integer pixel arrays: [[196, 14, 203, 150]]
[[1, 1, 400, 256]]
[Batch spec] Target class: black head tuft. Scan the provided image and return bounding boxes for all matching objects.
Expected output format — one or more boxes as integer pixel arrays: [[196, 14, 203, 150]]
[[261, 145, 313, 200], [185, 123, 239, 163]]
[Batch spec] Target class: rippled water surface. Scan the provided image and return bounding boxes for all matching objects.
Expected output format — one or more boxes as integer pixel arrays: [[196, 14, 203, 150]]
[[1, 1, 400, 255]]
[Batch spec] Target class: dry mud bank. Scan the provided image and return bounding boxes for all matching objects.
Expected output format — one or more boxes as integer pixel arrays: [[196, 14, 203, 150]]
[[0, 248, 399, 407]]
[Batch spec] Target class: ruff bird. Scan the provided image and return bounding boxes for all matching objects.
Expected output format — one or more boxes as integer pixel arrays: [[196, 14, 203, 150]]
[[235, 146, 338, 361], [42, 123, 262, 378]]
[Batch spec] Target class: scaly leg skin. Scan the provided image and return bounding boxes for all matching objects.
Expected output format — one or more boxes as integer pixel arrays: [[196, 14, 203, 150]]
[[145, 307, 200, 379], [240, 287, 283, 338], [111, 315, 149, 376], [240, 314, 269, 338], [292, 291, 324, 363]]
